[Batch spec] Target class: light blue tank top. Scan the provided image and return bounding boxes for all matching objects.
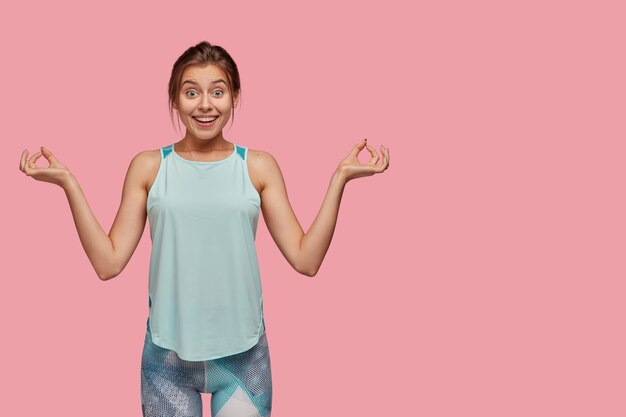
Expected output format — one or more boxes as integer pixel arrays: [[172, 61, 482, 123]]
[[146, 143, 265, 361]]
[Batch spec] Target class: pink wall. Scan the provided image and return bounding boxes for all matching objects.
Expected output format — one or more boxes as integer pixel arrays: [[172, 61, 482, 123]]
[[4, 0, 625, 416]]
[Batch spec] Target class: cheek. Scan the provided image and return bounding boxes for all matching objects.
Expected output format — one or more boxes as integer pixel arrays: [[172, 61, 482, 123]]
[[220, 100, 234, 113], [177, 100, 194, 115]]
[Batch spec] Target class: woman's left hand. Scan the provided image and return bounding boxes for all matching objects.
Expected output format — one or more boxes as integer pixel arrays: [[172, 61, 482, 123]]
[[336, 139, 390, 182]]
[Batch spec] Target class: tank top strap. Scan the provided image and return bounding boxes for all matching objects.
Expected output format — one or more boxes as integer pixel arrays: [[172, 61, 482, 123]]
[[161, 144, 174, 160], [235, 144, 246, 160]]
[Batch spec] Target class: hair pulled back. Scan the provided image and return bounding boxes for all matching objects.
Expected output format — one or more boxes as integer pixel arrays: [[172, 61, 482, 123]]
[[168, 41, 241, 127]]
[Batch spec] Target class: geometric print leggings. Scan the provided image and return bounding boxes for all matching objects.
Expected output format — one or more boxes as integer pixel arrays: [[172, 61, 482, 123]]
[[141, 329, 272, 417]]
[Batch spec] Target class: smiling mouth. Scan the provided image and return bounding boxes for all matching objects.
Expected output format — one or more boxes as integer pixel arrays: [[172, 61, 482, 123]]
[[192, 116, 218, 123]]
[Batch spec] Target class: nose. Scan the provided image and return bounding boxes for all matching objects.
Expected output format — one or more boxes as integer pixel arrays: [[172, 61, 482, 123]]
[[198, 94, 213, 111]]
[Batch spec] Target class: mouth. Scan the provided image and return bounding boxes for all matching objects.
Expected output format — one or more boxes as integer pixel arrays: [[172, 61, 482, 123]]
[[192, 115, 219, 127]]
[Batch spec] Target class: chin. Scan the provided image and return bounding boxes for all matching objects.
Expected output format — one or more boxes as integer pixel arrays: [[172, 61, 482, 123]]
[[191, 131, 221, 141]]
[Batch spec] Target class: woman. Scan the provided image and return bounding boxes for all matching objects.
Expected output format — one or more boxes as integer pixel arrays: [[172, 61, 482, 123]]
[[19, 41, 389, 417]]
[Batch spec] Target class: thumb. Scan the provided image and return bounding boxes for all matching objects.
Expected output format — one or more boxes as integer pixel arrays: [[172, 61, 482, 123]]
[[349, 138, 368, 157], [40, 146, 57, 162]]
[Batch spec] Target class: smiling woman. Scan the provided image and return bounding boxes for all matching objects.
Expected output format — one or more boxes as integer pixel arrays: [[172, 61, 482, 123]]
[[18, 40, 389, 417]]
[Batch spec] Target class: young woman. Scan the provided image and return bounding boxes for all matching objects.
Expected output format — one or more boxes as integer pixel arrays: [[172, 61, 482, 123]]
[[19, 41, 390, 417]]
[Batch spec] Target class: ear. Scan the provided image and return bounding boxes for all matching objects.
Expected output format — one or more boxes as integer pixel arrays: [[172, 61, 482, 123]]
[[232, 93, 240, 108]]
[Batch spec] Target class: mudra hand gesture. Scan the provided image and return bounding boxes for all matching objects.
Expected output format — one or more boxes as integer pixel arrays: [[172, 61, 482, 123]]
[[19, 147, 72, 188], [337, 139, 390, 182]]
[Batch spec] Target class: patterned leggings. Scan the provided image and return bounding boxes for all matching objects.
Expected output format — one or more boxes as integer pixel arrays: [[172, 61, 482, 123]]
[[141, 330, 272, 417]]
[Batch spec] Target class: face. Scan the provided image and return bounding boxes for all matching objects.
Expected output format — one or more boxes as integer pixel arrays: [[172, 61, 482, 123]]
[[174, 64, 239, 142]]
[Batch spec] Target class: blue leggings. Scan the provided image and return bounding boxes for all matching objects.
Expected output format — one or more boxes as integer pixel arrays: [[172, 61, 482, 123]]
[[141, 330, 272, 417]]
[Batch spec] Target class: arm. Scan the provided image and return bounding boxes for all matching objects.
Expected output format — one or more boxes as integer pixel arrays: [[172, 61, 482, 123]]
[[20, 147, 156, 280], [254, 139, 390, 277]]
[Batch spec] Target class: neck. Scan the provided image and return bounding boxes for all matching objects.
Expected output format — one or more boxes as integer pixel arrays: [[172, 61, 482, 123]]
[[178, 133, 231, 152]]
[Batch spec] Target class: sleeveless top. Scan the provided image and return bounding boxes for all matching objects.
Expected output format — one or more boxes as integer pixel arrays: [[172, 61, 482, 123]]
[[146, 143, 265, 361]]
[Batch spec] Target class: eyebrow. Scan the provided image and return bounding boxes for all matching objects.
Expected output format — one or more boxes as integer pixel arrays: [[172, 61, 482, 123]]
[[181, 79, 227, 87]]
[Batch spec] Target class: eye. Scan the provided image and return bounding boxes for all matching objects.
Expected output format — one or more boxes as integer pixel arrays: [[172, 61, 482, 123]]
[[213, 89, 224, 97], [185, 90, 198, 98]]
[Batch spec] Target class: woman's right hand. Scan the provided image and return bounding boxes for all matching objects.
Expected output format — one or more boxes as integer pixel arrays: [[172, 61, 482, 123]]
[[19, 147, 72, 188]]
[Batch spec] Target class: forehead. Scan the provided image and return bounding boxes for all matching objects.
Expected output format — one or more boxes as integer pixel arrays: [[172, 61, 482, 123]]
[[180, 64, 229, 87]]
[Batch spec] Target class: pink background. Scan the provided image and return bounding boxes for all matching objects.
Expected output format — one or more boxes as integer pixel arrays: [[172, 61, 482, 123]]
[[3, 0, 625, 416]]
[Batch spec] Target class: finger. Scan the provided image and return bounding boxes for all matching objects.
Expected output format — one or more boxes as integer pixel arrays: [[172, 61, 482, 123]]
[[23, 153, 40, 176], [349, 138, 368, 158], [365, 143, 380, 165], [381, 145, 390, 169], [40, 146, 58, 164], [372, 146, 389, 173], [373, 150, 385, 172], [19, 149, 29, 172], [27, 151, 43, 170], [382, 148, 389, 171]]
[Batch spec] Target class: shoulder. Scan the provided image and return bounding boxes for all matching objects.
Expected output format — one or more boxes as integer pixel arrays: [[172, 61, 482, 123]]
[[128, 149, 161, 173], [246, 148, 282, 174], [248, 148, 275, 163], [126, 149, 161, 191], [246, 148, 283, 190], [246, 148, 278, 167]]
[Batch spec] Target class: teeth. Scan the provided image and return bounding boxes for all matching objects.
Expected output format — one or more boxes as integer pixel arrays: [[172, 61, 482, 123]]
[[195, 116, 217, 123]]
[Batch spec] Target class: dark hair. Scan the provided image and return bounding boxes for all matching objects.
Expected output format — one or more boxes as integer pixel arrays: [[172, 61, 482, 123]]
[[168, 41, 241, 129]]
